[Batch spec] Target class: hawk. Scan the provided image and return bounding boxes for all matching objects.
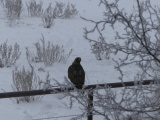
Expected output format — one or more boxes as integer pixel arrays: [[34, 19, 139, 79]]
[[68, 57, 85, 89]]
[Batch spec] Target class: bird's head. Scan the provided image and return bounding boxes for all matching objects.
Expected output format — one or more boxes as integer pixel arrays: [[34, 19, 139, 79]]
[[73, 57, 81, 64]]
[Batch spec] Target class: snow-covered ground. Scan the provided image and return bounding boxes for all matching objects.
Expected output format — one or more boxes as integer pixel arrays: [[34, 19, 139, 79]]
[[0, 0, 158, 119]]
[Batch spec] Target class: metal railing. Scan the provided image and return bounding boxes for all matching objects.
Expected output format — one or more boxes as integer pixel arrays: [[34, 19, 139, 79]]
[[0, 79, 155, 120]]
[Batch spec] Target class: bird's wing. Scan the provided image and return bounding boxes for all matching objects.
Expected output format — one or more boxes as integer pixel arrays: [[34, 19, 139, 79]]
[[68, 65, 76, 82], [81, 66, 85, 80], [77, 65, 85, 85]]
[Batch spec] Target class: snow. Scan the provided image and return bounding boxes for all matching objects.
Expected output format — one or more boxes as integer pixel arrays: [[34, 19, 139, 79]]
[[0, 0, 158, 119]]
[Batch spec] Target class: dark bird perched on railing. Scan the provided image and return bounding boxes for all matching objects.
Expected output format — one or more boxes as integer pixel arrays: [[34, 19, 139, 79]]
[[68, 57, 85, 89]]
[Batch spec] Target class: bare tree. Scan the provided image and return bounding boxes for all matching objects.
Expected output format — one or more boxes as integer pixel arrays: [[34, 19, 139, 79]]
[[83, 0, 160, 81], [78, 0, 160, 119], [52, 78, 160, 120]]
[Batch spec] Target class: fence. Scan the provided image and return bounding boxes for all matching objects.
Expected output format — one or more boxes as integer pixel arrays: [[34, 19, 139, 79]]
[[0, 79, 155, 120]]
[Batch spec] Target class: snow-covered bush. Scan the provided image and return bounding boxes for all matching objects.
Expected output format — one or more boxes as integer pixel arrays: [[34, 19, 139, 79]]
[[53, 2, 78, 19], [0, 41, 21, 67], [12, 65, 42, 103], [42, 3, 54, 28], [53, 2, 64, 19], [40, 72, 52, 90], [1, 0, 22, 25], [63, 3, 78, 19], [26, 0, 43, 17], [26, 35, 72, 66], [91, 41, 111, 60]]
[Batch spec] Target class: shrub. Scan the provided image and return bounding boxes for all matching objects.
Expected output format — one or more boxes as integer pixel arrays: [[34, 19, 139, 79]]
[[1, 0, 23, 25], [90, 41, 110, 60], [26, 0, 43, 17], [26, 35, 72, 66], [63, 3, 78, 19], [53, 2, 78, 19], [42, 3, 54, 28], [12, 65, 42, 103], [53, 1, 64, 19], [0, 41, 21, 67]]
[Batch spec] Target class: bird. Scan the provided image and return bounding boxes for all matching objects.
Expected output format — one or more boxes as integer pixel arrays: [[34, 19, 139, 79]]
[[68, 57, 85, 89]]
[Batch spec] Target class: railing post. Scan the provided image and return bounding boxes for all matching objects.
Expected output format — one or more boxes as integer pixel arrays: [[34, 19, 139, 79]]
[[87, 90, 93, 120]]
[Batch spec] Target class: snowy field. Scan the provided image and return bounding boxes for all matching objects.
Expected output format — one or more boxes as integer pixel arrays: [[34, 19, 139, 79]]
[[0, 0, 159, 120]]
